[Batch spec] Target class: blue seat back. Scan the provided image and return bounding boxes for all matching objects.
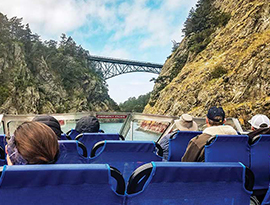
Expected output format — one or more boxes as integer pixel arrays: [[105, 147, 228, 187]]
[[0, 164, 124, 205], [250, 134, 270, 190], [56, 140, 88, 164], [168, 131, 202, 161], [126, 162, 251, 205], [262, 186, 270, 205], [0, 134, 6, 166], [77, 133, 121, 157], [60, 133, 69, 140], [89, 140, 162, 182], [67, 129, 80, 140], [0, 134, 6, 149], [205, 135, 250, 166]]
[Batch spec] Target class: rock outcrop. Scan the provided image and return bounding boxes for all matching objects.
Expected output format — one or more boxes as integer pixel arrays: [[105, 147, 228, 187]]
[[144, 0, 270, 129], [0, 31, 118, 114]]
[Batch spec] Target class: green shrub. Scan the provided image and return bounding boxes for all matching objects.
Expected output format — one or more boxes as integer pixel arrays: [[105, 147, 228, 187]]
[[210, 65, 227, 79], [119, 93, 151, 112], [0, 86, 9, 105]]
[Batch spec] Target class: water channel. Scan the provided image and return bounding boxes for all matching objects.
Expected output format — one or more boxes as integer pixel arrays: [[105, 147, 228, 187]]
[[61, 122, 160, 141]]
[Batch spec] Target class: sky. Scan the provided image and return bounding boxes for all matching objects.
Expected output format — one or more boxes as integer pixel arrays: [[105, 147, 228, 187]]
[[0, 0, 198, 103]]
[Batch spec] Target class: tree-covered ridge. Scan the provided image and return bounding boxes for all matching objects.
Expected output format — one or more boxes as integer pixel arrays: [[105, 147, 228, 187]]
[[147, 0, 231, 108], [119, 93, 151, 112], [144, 0, 270, 126], [0, 13, 118, 114]]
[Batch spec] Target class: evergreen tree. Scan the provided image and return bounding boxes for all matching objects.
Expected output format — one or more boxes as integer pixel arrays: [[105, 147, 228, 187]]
[[182, 0, 230, 54], [119, 93, 151, 112], [0, 12, 110, 111]]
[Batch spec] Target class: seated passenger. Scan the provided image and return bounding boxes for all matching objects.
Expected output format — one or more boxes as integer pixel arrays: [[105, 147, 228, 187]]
[[248, 114, 270, 142], [6, 121, 59, 165], [159, 114, 198, 160], [182, 106, 238, 162], [75, 116, 101, 134], [32, 115, 63, 140]]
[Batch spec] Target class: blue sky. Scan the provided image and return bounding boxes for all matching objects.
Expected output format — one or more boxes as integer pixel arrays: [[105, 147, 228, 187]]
[[0, 0, 198, 103]]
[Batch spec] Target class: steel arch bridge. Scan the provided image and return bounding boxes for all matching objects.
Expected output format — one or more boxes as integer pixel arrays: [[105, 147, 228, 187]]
[[87, 55, 163, 80]]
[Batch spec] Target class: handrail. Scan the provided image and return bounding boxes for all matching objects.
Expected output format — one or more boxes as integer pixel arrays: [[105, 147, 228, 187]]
[[88, 55, 163, 68]]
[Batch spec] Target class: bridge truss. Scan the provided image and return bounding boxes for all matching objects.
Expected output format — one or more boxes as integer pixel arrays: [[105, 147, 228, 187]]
[[87, 55, 163, 80]]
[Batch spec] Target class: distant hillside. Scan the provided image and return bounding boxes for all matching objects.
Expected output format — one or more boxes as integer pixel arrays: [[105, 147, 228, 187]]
[[144, 0, 270, 128], [0, 13, 119, 114], [119, 93, 150, 112]]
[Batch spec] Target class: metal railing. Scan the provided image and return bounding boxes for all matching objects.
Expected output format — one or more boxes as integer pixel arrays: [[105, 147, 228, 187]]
[[88, 55, 163, 80]]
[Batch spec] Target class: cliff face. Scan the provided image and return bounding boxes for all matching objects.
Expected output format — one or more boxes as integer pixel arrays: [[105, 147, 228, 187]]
[[0, 43, 118, 114], [144, 0, 270, 127], [0, 13, 119, 115]]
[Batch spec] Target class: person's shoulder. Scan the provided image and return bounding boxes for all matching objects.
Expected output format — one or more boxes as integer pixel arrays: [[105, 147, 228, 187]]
[[223, 125, 238, 135], [248, 127, 270, 137], [160, 131, 178, 141], [191, 132, 211, 143], [205, 125, 237, 135]]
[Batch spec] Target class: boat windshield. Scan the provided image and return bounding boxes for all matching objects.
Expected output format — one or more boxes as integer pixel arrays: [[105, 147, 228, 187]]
[[0, 112, 244, 141]]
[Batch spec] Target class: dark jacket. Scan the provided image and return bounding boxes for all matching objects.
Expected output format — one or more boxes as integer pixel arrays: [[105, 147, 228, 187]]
[[181, 125, 238, 162], [181, 133, 212, 162], [248, 127, 270, 143]]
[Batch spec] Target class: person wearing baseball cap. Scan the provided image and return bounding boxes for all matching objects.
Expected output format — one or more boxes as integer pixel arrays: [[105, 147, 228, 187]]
[[248, 114, 270, 142], [32, 115, 63, 140], [158, 114, 198, 160], [182, 106, 238, 162], [75, 116, 100, 134]]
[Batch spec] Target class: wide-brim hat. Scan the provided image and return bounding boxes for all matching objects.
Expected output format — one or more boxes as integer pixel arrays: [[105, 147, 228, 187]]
[[174, 114, 198, 131]]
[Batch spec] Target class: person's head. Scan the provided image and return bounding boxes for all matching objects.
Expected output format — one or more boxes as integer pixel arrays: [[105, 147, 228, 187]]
[[6, 121, 59, 165], [248, 114, 270, 130], [32, 115, 62, 139], [206, 106, 226, 127], [75, 116, 100, 133], [174, 114, 198, 131]]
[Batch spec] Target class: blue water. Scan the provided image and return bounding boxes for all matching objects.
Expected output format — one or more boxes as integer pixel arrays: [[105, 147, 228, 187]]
[[61, 122, 160, 141]]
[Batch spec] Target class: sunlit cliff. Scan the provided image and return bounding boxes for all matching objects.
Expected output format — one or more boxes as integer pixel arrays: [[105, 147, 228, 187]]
[[144, 0, 270, 127]]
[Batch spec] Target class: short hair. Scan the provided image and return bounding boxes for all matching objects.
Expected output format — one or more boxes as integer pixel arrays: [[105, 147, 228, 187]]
[[259, 123, 268, 128], [207, 116, 224, 126], [14, 121, 59, 164]]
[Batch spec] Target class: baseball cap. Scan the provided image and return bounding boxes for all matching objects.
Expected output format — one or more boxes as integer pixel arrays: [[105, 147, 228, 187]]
[[248, 114, 270, 129], [207, 106, 225, 123], [75, 116, 100, 133], [33, 115, 63, 139]]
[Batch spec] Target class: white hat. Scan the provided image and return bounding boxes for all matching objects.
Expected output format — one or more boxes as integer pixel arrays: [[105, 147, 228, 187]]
[[174, 114, 198, 131], [248, 114, 270, 129]]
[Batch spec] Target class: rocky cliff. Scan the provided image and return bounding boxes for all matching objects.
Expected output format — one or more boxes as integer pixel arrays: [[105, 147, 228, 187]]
[[0, 14, 118, 114], [144, 0, 270, 128]]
